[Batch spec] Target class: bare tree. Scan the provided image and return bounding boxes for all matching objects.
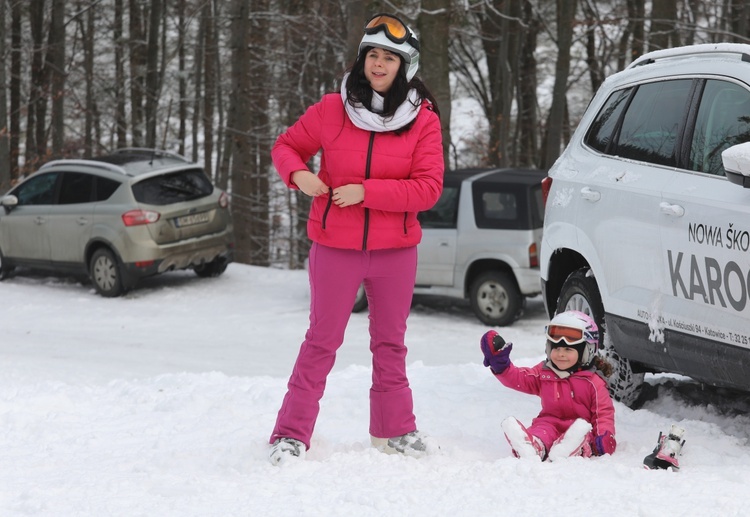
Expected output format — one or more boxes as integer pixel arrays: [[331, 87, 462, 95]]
[[230, 0, 272, 266], [729, 0, 750, 41], [419, 0, 451, 170], [516, 0, 540, 167], [202, 1, 217, 179], [79, 1, 96, 157], [144, 0, 163, 148], [129, 0, 146, 147], [650, 0, 679, 50], [9, 1, 21, 180], [49, 0, 66, 157], [543, 0, 578, 168], [25, 0, 46, 169], [114, 0, 128, 148], [0, 0, 9, 192]]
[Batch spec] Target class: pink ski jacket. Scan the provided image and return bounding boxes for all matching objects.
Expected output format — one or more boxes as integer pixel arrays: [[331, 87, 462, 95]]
[[496, 361, 616, 438], [272, 93, 444, 251]]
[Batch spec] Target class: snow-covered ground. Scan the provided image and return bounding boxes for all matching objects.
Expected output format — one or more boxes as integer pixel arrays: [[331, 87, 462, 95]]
[[2, 264, 750, 516]]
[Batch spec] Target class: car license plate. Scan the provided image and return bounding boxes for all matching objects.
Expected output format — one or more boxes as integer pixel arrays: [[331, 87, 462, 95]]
[[175, 212, 210, 227]]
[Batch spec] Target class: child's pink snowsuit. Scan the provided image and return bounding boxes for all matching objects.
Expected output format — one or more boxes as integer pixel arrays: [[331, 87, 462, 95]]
[[496, 361, 616, 452]]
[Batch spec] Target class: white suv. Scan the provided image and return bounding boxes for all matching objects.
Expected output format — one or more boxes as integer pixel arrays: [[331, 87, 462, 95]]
[[352, 167, 546, 326], [541, 43, 750, 406]]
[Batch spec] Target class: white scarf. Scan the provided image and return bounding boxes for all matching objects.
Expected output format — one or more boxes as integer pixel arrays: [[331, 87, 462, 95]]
[[340, 73, 421, 132]]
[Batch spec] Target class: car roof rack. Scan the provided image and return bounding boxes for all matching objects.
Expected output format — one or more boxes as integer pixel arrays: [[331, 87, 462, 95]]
[[629, 43, 750, 69], [95, 147, 191, 165], [39, 159, 127, 174]]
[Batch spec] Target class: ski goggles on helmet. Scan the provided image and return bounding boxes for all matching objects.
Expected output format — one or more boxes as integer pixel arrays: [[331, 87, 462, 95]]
[[364, 13, 419, 49], [545, 324, 586, 346]]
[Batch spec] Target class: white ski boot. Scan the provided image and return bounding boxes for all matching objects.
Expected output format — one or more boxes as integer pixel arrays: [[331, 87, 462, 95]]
[[501, 417, 545, 460], [371, 430, 436, 458], [548, 419, 593, 461], [269, 437, 306, 466], [643, 424, 685, 471]]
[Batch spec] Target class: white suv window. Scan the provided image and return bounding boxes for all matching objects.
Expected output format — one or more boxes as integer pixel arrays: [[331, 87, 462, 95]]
[[689, 80, 750, 176], [586, 79, 693, 167]]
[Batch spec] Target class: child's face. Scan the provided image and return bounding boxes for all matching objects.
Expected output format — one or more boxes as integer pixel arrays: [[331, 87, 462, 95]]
[[550, 346, 579, 370]]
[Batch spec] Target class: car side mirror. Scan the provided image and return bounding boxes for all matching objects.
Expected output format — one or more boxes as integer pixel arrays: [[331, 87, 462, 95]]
[[1, 194, 18, 213], [722, 142, 750, 188]]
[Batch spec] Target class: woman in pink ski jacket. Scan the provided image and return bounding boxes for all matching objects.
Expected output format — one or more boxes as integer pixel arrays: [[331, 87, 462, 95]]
[[480, 311, 617, 461], [268, 13, 443, 465]]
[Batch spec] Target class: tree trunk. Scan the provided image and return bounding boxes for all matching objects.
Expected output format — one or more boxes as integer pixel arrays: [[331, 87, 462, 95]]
[[650, 0, 677, 50], [114, 0, 127, 148], [479, 0, 510, 167], [246, 0, 272, 266], [211, 0, 225, 187], [516, 1, 540, 167], [175, 0, 186, 155], [81, 3, 95, 157], [229, 0, 254, 265], [230, 0, 271, 266], [0, 0, 10, 192], [49, 0, 65, 157], [418, 0, 451, 172], [145, 0, 163, 148], [191, 12, 205, 163], [26, 0, 46, 170], [203, 2, 216, 179], [731, 0, 750, 41], [580, 0, 603, 93], [544, 0, 577, 168], [9, 1, 22, 179], [129, 0, 146, 147]]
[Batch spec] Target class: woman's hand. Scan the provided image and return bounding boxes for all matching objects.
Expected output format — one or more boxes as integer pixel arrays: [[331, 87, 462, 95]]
[[291, 170, 330, 197], [332, 184, 364, 207]]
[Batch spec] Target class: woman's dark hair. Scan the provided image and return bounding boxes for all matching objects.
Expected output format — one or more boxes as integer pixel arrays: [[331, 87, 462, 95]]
[[344, 46, 440, 125]]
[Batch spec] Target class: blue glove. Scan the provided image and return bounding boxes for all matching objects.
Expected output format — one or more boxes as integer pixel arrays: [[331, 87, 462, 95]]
[[480, 330, 512, 374], [594, 431, 616, 456]]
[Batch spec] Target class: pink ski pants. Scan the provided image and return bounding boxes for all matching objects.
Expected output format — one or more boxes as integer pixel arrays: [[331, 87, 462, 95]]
[[270, 243, 418, 449]]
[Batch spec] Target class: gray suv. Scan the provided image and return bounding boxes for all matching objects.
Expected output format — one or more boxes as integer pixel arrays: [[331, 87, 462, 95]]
[[354, 167, 546, 326], [0, 148, 234, 296]]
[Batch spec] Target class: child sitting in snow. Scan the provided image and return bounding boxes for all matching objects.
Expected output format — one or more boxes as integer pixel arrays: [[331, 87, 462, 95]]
[[480, 310, 616, 461]]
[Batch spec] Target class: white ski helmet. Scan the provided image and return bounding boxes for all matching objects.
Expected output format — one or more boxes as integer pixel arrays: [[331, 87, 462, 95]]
[[359, 13, 420, 81], [545, 310, 600, 369]]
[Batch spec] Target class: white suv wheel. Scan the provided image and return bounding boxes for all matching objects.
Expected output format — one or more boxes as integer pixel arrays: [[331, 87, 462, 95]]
[[557, 269, 644, 407]]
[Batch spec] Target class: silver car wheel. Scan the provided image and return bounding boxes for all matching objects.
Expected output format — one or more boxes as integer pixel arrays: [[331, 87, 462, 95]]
[[90, 248, 124, 297], [470, 271, 522, 326], [93, 255, 116, 290], [477, 280, 509, 315]]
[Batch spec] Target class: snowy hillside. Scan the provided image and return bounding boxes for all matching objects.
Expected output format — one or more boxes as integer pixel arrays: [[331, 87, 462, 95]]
[[2, 264, 750, 516]]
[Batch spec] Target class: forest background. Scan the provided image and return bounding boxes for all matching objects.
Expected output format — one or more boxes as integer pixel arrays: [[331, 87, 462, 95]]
[[0, 0, 749, 268]]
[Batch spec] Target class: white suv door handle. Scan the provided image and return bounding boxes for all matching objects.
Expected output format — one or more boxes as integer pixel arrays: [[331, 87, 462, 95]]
[[660, 202, 685, 217], [580, 187, 601, 202]]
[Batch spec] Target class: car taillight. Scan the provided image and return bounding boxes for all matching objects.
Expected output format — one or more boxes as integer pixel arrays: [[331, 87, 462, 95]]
[[219, 191, 229, 208], [122, 209, 160, 226], [541, 176, 552, 206], [529, 242, 539, 268]]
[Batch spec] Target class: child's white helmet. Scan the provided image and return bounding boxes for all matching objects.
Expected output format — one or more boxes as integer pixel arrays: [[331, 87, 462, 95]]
[[545, 310, 600, 369]]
